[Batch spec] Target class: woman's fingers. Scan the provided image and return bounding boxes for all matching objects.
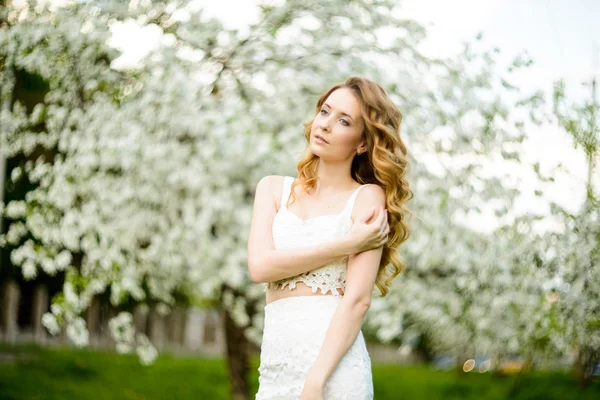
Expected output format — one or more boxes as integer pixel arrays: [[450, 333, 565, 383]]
[[379, 210, 390, 246], [373, 207, 383, 226], [368, 207, 390, 248], [361, 206, 375, 223], [384, 212, 390, 234], [375, 206, 385, 227], [378, 207, 387, 234]]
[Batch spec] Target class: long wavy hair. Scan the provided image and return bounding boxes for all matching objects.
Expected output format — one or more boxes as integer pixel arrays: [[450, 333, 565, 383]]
[[288, 76, 413, 297]]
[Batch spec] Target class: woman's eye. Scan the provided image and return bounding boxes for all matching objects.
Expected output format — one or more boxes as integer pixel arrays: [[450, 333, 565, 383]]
[[320, 109, 349, 126]]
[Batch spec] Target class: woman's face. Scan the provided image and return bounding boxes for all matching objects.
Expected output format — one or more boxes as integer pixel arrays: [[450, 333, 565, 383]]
[[310, 88, 366, 160]]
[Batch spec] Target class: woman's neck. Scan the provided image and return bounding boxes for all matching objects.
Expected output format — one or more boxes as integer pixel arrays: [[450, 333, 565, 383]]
[[310, 165, 358, 196]]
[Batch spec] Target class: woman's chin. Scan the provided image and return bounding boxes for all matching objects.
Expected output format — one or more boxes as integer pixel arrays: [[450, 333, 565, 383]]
[[309, 144, 324, 156]]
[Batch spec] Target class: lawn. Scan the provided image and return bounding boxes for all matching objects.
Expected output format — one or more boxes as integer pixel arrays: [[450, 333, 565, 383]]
[[0, 344, 598, 399]]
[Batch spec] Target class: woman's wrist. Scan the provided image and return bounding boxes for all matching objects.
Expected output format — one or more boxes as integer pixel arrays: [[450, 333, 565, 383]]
[[306, 367, 327, 388], [333, 235, 356, 257]]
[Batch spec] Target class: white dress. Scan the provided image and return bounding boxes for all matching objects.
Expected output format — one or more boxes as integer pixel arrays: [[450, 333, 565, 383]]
[[255, 176, 374, 400]]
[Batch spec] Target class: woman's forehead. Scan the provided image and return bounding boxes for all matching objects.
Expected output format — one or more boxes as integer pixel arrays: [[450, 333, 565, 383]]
[[324, 88, 361, 120]]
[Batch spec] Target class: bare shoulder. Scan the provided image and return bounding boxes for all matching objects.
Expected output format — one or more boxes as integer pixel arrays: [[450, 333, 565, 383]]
[[256, 174, 283, 190], [357, 184, 386, 205], [352, 184, 386, 217], [255, 175, 286, 208]]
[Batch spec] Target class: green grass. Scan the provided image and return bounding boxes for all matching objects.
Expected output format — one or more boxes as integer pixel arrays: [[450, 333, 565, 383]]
[[370, 362, 600, 400], [0, 344, 598, 399]]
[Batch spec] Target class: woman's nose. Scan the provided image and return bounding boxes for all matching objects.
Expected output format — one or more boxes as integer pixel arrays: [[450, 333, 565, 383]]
[[320, 118, 331, 132]]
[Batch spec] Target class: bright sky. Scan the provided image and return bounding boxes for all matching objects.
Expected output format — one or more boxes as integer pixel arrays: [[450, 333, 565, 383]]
[[399, 0, 599, 231]]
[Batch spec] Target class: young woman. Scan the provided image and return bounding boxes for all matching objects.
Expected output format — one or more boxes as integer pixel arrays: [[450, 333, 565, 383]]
[[248, 76, 412, 399]]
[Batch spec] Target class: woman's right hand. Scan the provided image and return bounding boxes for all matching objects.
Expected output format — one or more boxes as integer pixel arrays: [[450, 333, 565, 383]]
[[345, 205, 390, 254]]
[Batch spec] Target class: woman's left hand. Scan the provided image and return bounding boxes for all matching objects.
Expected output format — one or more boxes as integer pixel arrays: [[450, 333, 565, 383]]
[[299, 377, 324, 400]]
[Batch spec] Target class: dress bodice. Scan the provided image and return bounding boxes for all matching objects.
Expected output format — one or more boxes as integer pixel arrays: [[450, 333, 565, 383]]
[[266, 176, 368, 295]]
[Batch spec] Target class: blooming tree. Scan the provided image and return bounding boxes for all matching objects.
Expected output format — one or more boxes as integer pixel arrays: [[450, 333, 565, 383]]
[[542, 79, 600, 383], [0, 0, 567, 396]]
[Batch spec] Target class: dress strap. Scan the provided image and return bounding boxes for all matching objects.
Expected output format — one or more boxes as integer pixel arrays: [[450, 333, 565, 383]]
[[341, 184, 370, 217], [280, 176, 293, 208]]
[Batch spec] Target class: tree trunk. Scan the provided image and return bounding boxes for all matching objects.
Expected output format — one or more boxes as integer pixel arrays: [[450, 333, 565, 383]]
[[0, 280, 20, 343], [147, 304, 167, 351], [574, 347, 597, 387], [31, 283, 49, 343], [166, 304, 186, 351], [223, 307, 250, 400]]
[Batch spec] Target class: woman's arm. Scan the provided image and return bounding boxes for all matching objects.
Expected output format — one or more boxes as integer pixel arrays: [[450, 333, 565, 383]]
[[247, 175, 386, 283], [247, 175, 351, 283], [300, 184, 386, 396]]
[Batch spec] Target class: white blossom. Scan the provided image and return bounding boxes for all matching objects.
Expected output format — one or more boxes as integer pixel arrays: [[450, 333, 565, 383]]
[[136, 334, 158, 366], [66, 317, 89, 347], [5, 201, 27, 219], [42, 312, 60, 335]]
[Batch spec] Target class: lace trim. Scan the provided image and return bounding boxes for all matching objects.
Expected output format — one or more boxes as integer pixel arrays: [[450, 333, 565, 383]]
[[269, 256, 348, 294]]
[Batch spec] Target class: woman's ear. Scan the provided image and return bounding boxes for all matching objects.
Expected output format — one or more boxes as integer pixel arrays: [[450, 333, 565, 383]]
[[357, 142, 367, 154]]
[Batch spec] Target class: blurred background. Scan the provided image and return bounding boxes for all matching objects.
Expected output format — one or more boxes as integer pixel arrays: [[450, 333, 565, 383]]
[[0, 0, 599, 399]]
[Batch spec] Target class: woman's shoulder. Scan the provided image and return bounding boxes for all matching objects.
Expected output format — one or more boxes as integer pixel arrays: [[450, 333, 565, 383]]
[[256, 174, 288, 188], [255, 175, 291, 203], [348, 183, 385, 222], [354, 183, 386, 208]]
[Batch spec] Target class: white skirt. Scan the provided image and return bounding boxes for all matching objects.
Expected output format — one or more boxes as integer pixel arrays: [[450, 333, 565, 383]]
[[256, 296, 374, 400]]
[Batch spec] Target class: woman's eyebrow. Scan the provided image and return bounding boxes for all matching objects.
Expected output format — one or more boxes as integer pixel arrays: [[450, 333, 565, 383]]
[[323, 102, 354, 122]]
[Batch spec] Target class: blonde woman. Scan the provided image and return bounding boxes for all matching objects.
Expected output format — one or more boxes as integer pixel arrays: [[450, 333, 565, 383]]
[[248, 77, 412, 399]]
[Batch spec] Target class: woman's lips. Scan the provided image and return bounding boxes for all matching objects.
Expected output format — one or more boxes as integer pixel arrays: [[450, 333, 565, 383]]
[[315, 135, 328, 144]]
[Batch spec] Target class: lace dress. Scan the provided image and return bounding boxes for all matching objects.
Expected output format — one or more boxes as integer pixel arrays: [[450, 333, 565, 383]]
[[255, 176, 374, 400]]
